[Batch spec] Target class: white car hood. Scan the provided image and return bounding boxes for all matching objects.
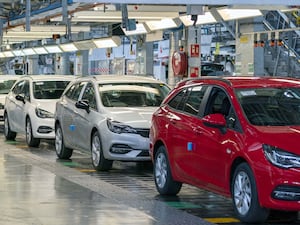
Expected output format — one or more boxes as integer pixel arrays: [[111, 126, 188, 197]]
[[105, 107, 157, 128]]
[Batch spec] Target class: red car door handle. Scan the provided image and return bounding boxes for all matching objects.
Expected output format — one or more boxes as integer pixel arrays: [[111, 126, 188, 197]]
[[193, 127, 202, 135], [170, 119, 177, 124]]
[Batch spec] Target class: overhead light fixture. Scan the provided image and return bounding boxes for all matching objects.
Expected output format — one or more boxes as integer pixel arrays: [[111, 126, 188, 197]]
[[33, 47, 48, 54], [93, 36, 121, 48], [3, 51, 14, 57], [44, 45, 63, 53], [217, 8, 262, 21], [180, 12, 217, 26], [122, 23, 149, 36], [60, 43, 78, 52], [3, 31, 65, 39], [145, 18, 181, 31], [23, 48, 36, 56], [74, 39, 97, 50], [13, 49, 25, 56], [0, 52, 5, 58], [9, 25, 91, 33]]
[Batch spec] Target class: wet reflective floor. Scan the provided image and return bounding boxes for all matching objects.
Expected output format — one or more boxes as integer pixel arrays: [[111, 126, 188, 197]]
[[0, 128, 300, 225]]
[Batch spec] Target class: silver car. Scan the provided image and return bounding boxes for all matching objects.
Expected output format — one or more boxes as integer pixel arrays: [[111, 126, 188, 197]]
[[54, 75, 170, 171]]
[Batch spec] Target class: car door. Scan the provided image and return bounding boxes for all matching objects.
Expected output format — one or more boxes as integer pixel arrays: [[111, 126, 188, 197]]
[[6, 79, 29, 132], [60, 81, 86, 148], [191, 86, 243, 192], [165, 85, 209, 181], [74, 82, 97, 151]]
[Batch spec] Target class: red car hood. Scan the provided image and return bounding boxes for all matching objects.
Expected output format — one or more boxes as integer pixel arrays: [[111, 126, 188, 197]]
[[253, 125, 300, 154]]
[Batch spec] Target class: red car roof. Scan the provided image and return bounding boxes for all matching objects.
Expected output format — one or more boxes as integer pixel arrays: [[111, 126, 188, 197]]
[[177, 76, 300, 89]]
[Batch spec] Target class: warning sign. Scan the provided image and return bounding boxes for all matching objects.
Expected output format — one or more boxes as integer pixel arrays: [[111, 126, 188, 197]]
[[190, 44, 200, 57]]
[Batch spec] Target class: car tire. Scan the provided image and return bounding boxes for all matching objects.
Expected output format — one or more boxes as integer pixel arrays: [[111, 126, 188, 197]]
[[91, 131, 113, 171], [26, 118, 40, 147], [154, 145, 182, 195], [55, 124, 73, 159], [231, 162, 269, 223], [4, 113, 16, 140]]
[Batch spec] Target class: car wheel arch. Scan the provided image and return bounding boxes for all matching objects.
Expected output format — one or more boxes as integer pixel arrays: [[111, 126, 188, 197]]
[[55, 120, 60, 130], [230, 157, 247, 190], [25, 115, 31, 126], [153, 140, 166, 158], [91, 127, 99, 146], [153, 141, 177, 177]]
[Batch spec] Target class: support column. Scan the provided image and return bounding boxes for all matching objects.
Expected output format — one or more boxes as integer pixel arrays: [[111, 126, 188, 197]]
[[0, 4, 3, 47], [58, 53, 71, 75], [253, 17, 265, 76], [25, 0, 31, 31], [168, 32, 175, 88], [81, 50, 89, 76], [187, 26, 201, 77], [235, 19, 259, 76], [145, 42, 153, 75]]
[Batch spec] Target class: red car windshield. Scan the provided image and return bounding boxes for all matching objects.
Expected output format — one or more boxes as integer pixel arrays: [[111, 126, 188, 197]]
[[236, 87, 300, 126]]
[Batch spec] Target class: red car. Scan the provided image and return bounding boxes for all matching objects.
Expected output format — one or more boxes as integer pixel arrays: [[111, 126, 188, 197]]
[[150, 76, 300, 223]]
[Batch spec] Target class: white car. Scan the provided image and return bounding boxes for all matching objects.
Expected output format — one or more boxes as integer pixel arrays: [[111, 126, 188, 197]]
[[54, 75, 170, 171], [0, 75, 19, 121], [4, 75, 75, 147]]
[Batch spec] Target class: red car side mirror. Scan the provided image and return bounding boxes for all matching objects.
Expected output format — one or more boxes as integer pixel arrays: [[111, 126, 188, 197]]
[[202, 113, 227, 134]]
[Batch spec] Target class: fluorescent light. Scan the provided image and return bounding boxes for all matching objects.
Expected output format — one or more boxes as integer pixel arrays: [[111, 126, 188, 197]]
[[145, 18, 181, 31], [60, 43, 78, 52], [8, 25, 90, 33], [44, 45, 63, 53], [74, 40, 97, 50], [23, 48, 36, 55], [180, 12, 217, 26], [93, 36, 121, 48], [33, 47, 48, 54], [122, 23, 149, 36], [13, 49, 25, 56], [3, 51, 14, 57], [217, 8, 262, 21], [0, 52, 5, 58]]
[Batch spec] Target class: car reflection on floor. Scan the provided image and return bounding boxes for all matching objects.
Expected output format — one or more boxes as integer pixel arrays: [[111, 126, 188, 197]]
[[1, 125, 299, 225]]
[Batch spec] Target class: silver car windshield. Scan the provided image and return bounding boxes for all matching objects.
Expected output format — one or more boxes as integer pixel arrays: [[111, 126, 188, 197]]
[[33, 81, 70, 99], [236, 87, 300, 126], [99, 83, 170, 107]]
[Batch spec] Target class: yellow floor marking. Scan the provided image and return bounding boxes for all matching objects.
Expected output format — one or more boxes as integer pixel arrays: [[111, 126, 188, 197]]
[[77, 168, 96, 172], [204, 217, 240, 223]]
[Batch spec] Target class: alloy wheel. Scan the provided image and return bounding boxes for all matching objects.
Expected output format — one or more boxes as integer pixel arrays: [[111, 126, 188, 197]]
[[155, 152, 168, 189], [233, 171, 252, 215], [92, 134, 101, 166]]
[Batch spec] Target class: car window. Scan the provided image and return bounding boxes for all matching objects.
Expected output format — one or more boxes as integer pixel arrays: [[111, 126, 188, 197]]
[[33, 80, 70, 99], [205, 87, 240, 130], [65, 81, 86, 101], [182, 85, 207, 115], [12, 80, 25, 95], [99, 82, 169, 107], [0, 79, 16, 94], [81, 82, 97, 110], [205, 87, 230, 116], [236, 87, 300, 126], [168, 89, 187, 109]]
